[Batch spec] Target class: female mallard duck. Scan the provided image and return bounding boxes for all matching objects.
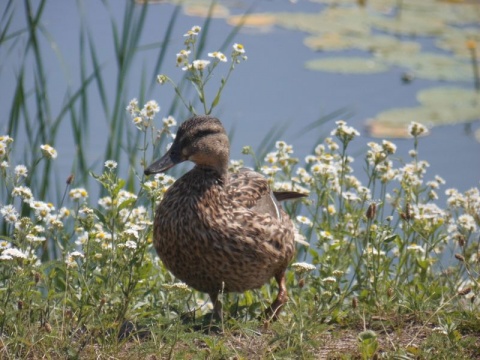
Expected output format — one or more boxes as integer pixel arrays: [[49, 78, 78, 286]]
[[145, 115, 305, 320]]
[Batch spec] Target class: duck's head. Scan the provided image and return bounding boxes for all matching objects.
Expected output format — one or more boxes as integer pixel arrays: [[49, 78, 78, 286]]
[[144, 115, 230, 176]]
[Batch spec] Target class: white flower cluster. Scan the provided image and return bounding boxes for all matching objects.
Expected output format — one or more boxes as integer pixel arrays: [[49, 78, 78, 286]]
[[176, 25, 246, 72], [291, 262, 316, 274]]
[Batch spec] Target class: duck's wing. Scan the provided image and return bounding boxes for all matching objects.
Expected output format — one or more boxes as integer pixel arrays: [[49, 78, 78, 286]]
[[227, 168, 305, 219]]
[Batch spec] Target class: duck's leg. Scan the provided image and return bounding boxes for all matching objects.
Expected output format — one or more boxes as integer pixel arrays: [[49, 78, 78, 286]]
[[265, 271, 288, 321], [209, 292, 223, 321]]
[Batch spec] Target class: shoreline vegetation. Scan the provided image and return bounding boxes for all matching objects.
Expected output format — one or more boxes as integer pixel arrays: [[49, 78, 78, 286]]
[[1, 2, 480, 359]]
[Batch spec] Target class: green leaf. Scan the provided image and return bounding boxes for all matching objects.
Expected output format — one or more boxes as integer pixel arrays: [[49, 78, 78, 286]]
[[113, 179, 126, 197], [383, 234, 398, 243], [93, 208, 106, 224], [118, 198, 136, 211]]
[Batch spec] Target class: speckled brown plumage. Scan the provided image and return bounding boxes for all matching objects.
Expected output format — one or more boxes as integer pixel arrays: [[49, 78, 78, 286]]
[[145, 115, 305, 320]]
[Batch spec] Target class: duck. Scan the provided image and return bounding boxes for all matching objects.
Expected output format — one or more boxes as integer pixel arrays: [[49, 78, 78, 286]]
[[144, 115, 306, 320]]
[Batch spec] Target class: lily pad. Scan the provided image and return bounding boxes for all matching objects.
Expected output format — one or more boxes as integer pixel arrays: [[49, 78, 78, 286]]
[[227, 14, 277, 28], [370, 13, 445, 36], [275, 8, 371, 37], [417, 87, 480, 107], [367, 87, 480, 138], [184, 4, 230, 18], [305, 57, 389, 74], [304, 33, 352, 52], [312, 0, 480, 26], [305, 33, 421, 55], [436, 27, 480, 59], [382, 52, 473, 82]]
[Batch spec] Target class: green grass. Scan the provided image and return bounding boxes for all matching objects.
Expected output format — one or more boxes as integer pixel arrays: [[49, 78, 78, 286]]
[[1, 1, 480, 359]]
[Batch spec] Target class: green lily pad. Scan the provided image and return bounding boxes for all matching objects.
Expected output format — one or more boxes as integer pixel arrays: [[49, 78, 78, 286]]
[[184, 4, 230, 18], [354, 35, 421, 55], [227, 14, 277, 28], [417, 86, 480, 107], [383, 52, 473, 82], [367, 87, 480, 138], [304, 33, 422, 55], [305, 57, 389, 74], [275, 8, 371, 37], [370, 13, 445, 36], [311, 0, 480, 26], [436, 27, 480, 59], [304, 33, 353, 52]]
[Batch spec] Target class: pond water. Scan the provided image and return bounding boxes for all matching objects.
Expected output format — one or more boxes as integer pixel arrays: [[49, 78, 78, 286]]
[[1, 0, 479, 199]]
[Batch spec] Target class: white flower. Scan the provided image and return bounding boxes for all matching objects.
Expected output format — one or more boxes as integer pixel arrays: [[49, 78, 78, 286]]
[[331, 120, 360, 143], [233, 43, 245, 54], [69, 188, 88, 200], [457, 214, 477, 233], [142, 100, 160, 119], [0, 135, 13, 144], [118, 190, 137, 203], [0, 205, 18, 223], [332, 270, 344, 277], [26, 234, 46, 242], [104, 160, 117, 169], [291, 262, 316, 274], [12, 186, 33, 201], [0, 143, 5, 157], [125, 240, 137, 249], [165, 282, 191, 292], [296, 215, 312, 226], [408, 122, 428, 137], [275, 141, 287, 150], [75, 231, 89, 245], [319, 230, 333, 239], [40, 144, 57, 159], [364, 246, 385, 256], [1, 248, 27, 259], [98, 196, 112, 209], [0, 240, 11, 249], [407, 244, 425, 253], [162, 116, 177, 127], [435, 175, 446, 185], [65, 251, 84, 268], [208, 51, 227, 62], [192, 59, 210, 70], [322, 276, 337, 283], [342, 191, 360, 202], [126, 98, 138, 115], [261, 165, 280, 176], [264, 152, 277, 164], [156, 74, 168, 84], [382, 140, 397, 155], [176, 49, 191, 66], [14, 165, 28, 178], [123, 228, 139, 240], [184, 25, 201, 36], [177, 49, 191, 58]]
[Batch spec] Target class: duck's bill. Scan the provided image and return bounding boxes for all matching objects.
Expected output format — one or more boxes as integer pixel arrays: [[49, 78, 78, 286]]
[[144, 152, 177, 175]]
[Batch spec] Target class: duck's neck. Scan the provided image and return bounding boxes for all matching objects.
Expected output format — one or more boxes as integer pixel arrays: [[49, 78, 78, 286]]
[[193, 144, 230, 181], [195, 163, 229, 183]]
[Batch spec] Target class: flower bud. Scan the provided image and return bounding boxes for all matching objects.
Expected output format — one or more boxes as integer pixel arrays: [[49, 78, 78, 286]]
[[366, 203, 376, 220]]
